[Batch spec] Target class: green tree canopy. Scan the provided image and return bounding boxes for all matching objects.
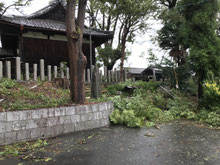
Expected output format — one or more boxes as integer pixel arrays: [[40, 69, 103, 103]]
[[178, 0, 220, 99]]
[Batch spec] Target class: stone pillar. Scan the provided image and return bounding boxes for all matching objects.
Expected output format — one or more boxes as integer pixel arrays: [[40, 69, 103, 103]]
[[40, 59, 45, 81], [48, 65, 51, 81], [66, 67, 70, 80], [25, 63, 29, 81], [60, 63, 64, 78], [54, 66, 57, 79], [16, 57, 21, 81], [6, 61, 11, 79], [33, 64, 37, 81], [87, 68, 91, 83], [0, 61, 2, 80]]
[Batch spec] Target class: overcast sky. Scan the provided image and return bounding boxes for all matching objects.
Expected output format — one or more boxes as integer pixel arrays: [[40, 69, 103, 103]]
[[1, 0, 166, 68]]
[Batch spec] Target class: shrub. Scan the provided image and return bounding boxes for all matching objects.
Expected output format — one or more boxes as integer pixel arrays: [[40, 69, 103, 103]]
[[0, 79, 19, 89], [202, 81, 220, 111], [106, 80, 160, 96], [109, 109, 144, 128], [205, 112, 220, 127]]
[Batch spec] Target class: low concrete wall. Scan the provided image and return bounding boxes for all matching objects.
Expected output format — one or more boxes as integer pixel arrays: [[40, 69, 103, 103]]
[[0, 102, 114, 145]]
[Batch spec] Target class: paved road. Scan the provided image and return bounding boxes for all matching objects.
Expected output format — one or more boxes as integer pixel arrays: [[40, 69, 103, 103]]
[[1, 120, 220, 165]]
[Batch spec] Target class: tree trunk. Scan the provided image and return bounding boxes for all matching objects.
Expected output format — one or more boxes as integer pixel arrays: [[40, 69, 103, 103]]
[[120, 25, 129, 82], [120, 40, 126, 82], [66, 0, 87, 104], [198, 71, 205, 99]]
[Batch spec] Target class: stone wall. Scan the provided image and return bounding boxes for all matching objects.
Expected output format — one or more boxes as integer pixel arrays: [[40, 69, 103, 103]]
[[0, 102, 114, 145]]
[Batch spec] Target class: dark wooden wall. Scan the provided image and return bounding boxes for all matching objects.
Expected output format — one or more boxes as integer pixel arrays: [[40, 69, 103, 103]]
[[23, 37, 95, 68]]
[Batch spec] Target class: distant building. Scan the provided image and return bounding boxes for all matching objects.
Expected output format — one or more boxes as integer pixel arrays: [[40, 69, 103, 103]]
[[124, 67, 146, 81], [125, 65, 163, 81], [142, 65, 163, 81]]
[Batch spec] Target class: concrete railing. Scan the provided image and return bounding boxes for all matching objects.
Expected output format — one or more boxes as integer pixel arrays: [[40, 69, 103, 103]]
[[0, 102, 114, 145]]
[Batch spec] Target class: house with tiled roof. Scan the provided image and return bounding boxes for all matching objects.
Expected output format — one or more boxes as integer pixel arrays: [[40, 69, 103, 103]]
[[124, 67, 146, 81], [0, 0, 113, 68]]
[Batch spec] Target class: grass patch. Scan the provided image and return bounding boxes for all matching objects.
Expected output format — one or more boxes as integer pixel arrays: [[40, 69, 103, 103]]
[[0, 79, 71, 111]]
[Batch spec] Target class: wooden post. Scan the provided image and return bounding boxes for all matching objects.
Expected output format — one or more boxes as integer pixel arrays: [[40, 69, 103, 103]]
[[111, 70, 114, 83], [91, 65, 101, 98], [66, 67, 70, 80], [6, 61, 11, 79], [54, 66, 57, 79], [114, 68, 117, 83], [16, 57, 21, 81], [0, 61, 2, 80], [25, 63, 29, 81], [48, 65, 51, 81], [87, 68, 90, 83], [104, 66, 107, 82], [60, 62, 64, 78], [108, 70, 111, 83], [99, 70, 103, 83], [153, 69, 156, 81], [40, 59, 45, 81], [18, 34, 23, 60], [33, 64, 37, 81], [124, 69, 127, 82]]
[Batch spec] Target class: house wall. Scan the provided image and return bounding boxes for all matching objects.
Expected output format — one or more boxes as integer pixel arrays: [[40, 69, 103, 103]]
[[0, 102, 114, 145]]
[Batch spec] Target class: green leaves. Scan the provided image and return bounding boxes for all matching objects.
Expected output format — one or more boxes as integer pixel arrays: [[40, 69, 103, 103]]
[[97, 46, 121, 70]]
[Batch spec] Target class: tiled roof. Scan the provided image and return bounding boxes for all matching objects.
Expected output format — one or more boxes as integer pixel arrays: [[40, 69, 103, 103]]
[[0, 16, 113, 37], [27, 0, 65, 19], [125, 67, 146, 74]]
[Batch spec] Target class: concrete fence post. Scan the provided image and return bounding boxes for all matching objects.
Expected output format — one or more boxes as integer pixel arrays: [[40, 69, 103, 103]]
[[48, 65, 51, 81], [87, 69, 91, 83], [16, 57, 21, 81], [33, 64, 37, 81], [25, 63, 30, 81], [6, 61, 11, 79], [0, 61, 2, 80], [60, 62, 64, 78], [54, 66, 57, 79], [40, 59, 45, 81], [66, 67, 70, 80]]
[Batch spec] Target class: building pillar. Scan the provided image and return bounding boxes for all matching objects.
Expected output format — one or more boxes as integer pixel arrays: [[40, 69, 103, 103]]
[[18, 33, 24, 60]]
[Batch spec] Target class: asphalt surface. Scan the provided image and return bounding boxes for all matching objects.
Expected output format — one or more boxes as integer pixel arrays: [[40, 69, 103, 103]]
[[1, 120, 220, 165]]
